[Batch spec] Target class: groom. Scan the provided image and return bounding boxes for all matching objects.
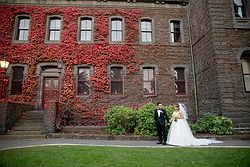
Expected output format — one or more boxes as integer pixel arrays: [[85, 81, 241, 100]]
[[154, 102, 169, 145]]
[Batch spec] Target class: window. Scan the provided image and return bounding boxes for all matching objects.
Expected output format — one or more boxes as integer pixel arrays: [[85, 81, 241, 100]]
[[11, 66, 24, 95], [174, 67, 186, 95], [141, 19, 152, 43], [14, 16, 30, 41], [79, 18, 93, 42], [110, 67, 123, 95], [241, 54, 250, 92], [110, 18, 123, 42], [48, 17, 62, 41], [143, 67, 155, 95], [77, 67, 90, 95], [233, 0, 249, 17], [170, 20, 181, 43]]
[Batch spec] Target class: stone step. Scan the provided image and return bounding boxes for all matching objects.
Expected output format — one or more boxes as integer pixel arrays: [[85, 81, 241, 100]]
[[12, 126, 44, 131], [17, 119, 44, 123], [7, 130, 43, 135], [14, 122, 44, 127], [0, 134, 47, 139], [61, 126, 106, 134]]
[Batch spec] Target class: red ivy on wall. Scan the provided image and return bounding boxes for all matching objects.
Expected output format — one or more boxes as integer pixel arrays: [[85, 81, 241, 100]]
[[0, 5, 143, 125]]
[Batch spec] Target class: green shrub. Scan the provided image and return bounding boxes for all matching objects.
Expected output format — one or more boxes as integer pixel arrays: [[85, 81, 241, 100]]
[[191, 113, 234, 135], [104, 106, 137, 135], [134, 103, 157, 136]]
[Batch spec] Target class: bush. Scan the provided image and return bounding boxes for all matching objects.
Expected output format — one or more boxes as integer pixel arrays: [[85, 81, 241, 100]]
[[134, 103, 157, 136], [104, 106, 137, 135], [191, 113, 234, 135]]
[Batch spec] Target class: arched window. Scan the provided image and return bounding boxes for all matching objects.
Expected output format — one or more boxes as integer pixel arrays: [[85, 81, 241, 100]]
[[10, 66, 25, 95], [110, 66, 124, 95], [174, 67, 186, 95], [110, 18, 123, 42], [140, 19, 153, 43], [46, 16, 62, 42], [170, 20, 181, 43], [79, 17, 93, 42], [143, 67, 155, 95], [14, 15, 30, 41], [241, 51, 250, 92]]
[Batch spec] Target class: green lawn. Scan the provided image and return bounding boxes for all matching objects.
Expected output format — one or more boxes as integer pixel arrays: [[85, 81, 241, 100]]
[[0, 146, 249, 167]]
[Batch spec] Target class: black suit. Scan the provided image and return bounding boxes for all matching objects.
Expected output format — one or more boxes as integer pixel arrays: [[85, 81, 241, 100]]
[[154, 108, 169, 144]]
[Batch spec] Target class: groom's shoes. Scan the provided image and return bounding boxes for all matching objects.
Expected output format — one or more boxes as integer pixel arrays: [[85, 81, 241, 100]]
[[156, 142, 162, 144], [162, 142, 167, 145]]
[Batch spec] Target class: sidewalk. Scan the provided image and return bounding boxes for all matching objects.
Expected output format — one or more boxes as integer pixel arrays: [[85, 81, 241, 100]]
[[1, 138, 250, 150]]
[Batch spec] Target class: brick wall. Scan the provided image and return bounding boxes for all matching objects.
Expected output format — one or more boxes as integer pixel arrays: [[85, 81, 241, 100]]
[[189, 0, 250, 127]]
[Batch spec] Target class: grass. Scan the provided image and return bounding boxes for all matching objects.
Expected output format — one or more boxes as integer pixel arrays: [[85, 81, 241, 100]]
[[0, 146, 250, 167]]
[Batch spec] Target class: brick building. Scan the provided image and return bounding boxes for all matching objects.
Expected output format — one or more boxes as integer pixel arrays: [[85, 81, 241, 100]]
[[0, 0, 249, 128]]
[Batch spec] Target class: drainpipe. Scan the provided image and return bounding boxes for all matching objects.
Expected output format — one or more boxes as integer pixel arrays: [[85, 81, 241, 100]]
[[186, 3, 198, 115]]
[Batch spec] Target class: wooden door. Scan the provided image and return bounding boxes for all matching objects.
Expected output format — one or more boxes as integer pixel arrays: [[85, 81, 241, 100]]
[[42, 77, 59, 110]]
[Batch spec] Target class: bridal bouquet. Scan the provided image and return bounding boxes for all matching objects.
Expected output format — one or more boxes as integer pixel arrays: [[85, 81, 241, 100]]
[[170, 112, 179, 122]]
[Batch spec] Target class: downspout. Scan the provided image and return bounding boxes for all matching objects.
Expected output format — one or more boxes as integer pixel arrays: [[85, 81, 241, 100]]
[[186, 3, 198, 115]]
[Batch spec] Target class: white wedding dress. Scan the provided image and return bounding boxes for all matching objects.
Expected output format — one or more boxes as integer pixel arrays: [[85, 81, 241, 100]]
[[167, 103, 223, 147]]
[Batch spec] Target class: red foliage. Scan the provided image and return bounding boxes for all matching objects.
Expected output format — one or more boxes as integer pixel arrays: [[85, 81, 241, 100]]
[[0, 5, 143, 125]]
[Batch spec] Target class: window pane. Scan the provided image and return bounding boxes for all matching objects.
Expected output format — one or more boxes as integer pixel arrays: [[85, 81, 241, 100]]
[[174, 68, 185, 80], [141, 33, 147, 42], [50, 19, 61, 29], [141, 21, 147, 31], [146, 32, 152, 42], [77, 81, 90, 95], [49, 31, 60, 40], [112, 20, 122, 30], [13, 67, 24, 80], [19, 30, 29, 40], [234, 0, 242, 6], [53, 79, 58, 90], [78, 68, 90, 80], [116, 31, 122, 41], [111, 67, 122, 80], [19, 18, 30, 29], [143, 69, 149, 80], [81, 31, 92, 41], [111, 81, 123, 94], [143, 81, 155, 94], [176, 82, 186, 94], [244, 75, 250, 91], [11, 81, 23, 95], [112, 31, 122, 41], [146, 21, 152, 31], [174, 33, 181, 43], [141, 20, 152, 31], [81, 19, 92, 30], [242, 60, 250, 74]]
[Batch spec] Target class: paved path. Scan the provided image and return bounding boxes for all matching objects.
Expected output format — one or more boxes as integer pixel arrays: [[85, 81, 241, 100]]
[[1, 139, 250, 150]]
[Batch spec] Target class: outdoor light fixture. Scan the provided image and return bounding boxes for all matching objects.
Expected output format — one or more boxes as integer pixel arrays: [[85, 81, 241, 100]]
[[0, 60, 9, 69]]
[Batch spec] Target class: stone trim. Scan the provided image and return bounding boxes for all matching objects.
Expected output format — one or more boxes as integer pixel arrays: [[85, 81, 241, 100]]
[[36, 62, 65, 110], [235, 47, 250, 63]]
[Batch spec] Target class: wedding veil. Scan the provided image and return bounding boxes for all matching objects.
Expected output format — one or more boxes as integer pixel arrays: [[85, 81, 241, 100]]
[[178, 103, 188, 120]]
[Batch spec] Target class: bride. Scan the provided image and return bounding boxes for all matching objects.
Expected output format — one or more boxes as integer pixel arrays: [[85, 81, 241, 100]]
[[166, 103, 223, 146]]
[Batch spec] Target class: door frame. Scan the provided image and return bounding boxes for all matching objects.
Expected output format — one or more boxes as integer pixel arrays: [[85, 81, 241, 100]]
[[36, 62, 64, 111]]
